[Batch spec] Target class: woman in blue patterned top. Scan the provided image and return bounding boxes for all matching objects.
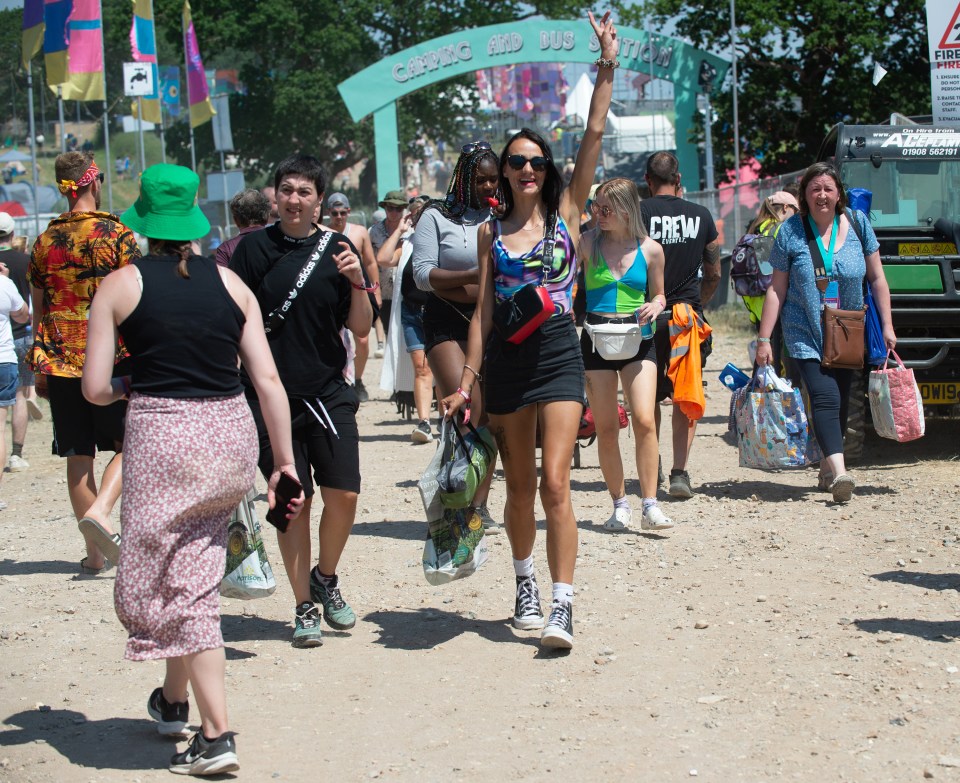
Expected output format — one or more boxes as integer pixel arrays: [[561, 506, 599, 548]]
[[442, 11, 618, 650], [756, 162, 896, 503]]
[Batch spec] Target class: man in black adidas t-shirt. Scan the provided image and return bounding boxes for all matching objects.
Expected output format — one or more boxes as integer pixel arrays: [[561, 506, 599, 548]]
[[640, 151, 720, 500], [231, 154, 374, 648]]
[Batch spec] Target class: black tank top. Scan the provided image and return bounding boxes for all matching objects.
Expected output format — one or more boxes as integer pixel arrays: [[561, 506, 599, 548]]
[[118, 255, 245, 398]]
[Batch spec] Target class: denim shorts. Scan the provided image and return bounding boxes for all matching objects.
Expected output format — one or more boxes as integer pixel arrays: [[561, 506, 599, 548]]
[[0, 362, 19, 408], [400, 301, 426, 354], [14, 335, 34, 387]]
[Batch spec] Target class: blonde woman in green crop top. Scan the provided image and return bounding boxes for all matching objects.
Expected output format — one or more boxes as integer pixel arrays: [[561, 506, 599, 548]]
[[579, 178, 673, 533]]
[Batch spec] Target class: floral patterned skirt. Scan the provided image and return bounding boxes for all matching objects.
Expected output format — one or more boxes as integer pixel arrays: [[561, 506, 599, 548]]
[[114, 393, 257, 661]]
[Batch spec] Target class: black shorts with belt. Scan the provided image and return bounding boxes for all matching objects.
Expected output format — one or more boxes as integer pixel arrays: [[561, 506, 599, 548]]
[[422, 294, 474, 355]]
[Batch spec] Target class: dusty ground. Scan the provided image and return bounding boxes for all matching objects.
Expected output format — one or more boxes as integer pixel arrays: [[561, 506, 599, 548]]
[[1, 324, 959, 783]]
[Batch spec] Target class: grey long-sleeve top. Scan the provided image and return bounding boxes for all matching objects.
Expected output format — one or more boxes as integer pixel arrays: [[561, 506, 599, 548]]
[[412, 206, 491, 292]]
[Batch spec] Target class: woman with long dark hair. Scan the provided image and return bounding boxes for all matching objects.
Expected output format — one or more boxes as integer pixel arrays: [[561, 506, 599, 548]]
[[442, 11, 618, 650], [411, 141, 501, 528]]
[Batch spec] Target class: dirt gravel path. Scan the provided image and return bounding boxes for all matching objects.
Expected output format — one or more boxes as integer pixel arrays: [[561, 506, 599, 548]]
[[1, 326, 959, 782]]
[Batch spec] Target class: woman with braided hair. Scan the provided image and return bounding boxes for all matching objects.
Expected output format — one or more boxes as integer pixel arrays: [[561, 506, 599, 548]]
[[411, 141, 500, 530]]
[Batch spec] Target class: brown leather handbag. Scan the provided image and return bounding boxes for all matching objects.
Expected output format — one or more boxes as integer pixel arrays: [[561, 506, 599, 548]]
[[821, 305, 865, 369], [803, 214, 866, 370]]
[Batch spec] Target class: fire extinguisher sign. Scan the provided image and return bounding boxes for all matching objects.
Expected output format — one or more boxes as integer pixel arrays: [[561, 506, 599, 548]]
[[928, 0, 960, 123]]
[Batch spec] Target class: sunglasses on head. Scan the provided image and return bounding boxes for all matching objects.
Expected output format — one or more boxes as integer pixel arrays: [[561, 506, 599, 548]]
[[591, 203, 617, 217], [461, 141, 492, 155], [506, 154, 548, 172]]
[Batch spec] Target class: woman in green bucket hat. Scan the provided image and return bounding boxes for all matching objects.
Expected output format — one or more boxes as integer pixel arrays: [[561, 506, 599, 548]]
[[83, 163, 304, 776]]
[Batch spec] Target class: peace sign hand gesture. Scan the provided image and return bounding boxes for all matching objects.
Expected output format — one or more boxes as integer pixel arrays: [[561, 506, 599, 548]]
[[588, 10, 618, 60]]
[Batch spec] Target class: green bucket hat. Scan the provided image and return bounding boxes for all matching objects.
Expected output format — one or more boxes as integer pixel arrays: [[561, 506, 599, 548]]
[[121, 163, 211, 241], [378, 189, 407, 208]]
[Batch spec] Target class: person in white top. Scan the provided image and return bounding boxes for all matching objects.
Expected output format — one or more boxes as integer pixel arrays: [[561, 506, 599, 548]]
[[0, 258, 30, 509]]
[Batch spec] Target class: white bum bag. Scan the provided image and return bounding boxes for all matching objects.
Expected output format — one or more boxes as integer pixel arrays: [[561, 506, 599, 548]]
[[583, 320, 645, 361]]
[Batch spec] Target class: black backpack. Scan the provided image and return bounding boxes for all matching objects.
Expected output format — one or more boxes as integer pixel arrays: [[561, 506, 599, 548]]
[[730, 232, 775, 297]]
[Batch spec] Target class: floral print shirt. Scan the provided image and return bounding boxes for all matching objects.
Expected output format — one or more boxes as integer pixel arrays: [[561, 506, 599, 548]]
[[28, 210, 140, 377]]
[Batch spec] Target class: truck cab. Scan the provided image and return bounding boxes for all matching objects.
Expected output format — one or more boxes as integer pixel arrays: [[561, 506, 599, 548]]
[[818, 122, 960, 411]]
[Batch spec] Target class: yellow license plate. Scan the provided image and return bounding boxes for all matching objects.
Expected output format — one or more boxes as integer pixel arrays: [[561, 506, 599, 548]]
[[919, 382, 960, 405], [897, 242, 957, 256]]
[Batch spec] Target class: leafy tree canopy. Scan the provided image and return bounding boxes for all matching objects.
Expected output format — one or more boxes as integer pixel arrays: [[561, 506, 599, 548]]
[[623, 0, 930, 182]]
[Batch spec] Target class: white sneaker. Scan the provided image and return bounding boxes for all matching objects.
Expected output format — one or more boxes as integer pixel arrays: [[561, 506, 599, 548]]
[[374, 342, 385, 359], [603, 506, 631, 531], [641, 504, 674, 530], [6, 454, 29, 472]]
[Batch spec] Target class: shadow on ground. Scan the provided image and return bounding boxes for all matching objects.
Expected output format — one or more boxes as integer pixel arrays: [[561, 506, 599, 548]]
[[0, 710, 240, 778], [871, 571, 960, 592], [854, 617, 960, 642], [0, 559, 83, 577], [364, 607, 539, 650], [351, 519, 424, 541]]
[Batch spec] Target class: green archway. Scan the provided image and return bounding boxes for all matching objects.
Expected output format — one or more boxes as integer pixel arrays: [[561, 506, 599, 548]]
[[338, 20, 730, 193]]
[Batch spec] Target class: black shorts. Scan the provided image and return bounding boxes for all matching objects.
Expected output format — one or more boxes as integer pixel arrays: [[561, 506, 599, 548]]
[[423, 294, 474, 355], [580, 318, 657, 372], [248, 384, 360, 497], [484, 315, 584, 415], [48, 375, 126, 458]]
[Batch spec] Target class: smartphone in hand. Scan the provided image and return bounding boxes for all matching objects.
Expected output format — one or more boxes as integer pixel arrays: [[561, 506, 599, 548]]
[[265, 471, 302, 533]]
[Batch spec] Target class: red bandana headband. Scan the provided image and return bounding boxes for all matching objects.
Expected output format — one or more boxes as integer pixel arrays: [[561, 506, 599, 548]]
[[58, 161, 100, 195]]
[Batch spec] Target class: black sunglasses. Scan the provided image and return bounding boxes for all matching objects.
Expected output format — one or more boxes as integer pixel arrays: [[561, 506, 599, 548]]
[[97, 172, 105, 183], [506, 154, 548, 172], [461, 141, 492, 155]]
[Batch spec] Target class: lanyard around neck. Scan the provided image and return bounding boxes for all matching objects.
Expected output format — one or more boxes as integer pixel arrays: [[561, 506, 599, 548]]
[[807, 214, 838, 276]]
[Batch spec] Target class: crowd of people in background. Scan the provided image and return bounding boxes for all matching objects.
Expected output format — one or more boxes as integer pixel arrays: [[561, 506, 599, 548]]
[[5, 10, 903, 778]]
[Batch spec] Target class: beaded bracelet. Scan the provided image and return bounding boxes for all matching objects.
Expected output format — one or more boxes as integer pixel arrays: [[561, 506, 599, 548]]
[[351, 281, 380, 292], [757, 337, 771, 343], [595, 56, 620, 69], [456, 387, 472, 403]]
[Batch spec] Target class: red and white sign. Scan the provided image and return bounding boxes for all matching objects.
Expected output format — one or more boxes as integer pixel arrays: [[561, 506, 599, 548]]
[[928, 0, 960, 123]]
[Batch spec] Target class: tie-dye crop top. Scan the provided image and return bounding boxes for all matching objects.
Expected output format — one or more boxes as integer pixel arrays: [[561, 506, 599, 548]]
[[491, 216, 577, 316]]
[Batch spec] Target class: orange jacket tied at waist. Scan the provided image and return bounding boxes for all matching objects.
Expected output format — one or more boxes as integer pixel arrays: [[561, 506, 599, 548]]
[[667, 303, 712, 423]]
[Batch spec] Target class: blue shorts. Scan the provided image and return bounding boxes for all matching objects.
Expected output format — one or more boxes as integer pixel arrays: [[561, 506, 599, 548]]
[[0, 363, 18, 407], [14, 335, 33, 387], [401, 301, 426, 354]]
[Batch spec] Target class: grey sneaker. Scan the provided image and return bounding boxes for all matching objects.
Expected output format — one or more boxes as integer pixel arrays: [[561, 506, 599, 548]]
[[513, 575, 544, 630], [474, 503, 500, 535], [540, 600, 574, 649], [292, 602, 323, 648], [829, 473, 856, 503], [355, 380, 369, 403], [169, 732, 239, 776], [148, 687, 189, 736], [309, 569, 357, 630], [411, 420, 433, 444], [640, 504, 674, 530], [668, 470, 694, 499]]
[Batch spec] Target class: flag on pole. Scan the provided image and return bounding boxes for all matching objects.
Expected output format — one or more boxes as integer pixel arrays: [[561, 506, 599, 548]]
[[43, 0, 72, 87], [130, 0, 161, 123], [160, 65, 181, 118], [58, 0, 105, 101], [182, 1, 215, 128], [22, 0, 45, 69]]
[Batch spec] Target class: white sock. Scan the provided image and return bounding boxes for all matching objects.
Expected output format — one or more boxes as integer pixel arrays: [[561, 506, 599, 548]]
[[552, 582, 574, 605], [642, 497, 657, 510], [513, 556, 534, 579]]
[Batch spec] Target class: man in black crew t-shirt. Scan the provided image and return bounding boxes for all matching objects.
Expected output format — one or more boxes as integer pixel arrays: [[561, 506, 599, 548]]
[[639, 151, 720, 500], [230, 154, 374, 648]]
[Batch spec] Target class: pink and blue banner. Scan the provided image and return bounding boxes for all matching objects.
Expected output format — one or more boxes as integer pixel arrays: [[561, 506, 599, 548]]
[[58, 0, 105, 101], [130, 0, 161, 122], [182, 1, 215, 128]]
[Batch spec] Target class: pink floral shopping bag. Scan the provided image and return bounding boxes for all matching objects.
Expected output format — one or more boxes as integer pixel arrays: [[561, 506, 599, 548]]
[[868, 350, 925, 443]]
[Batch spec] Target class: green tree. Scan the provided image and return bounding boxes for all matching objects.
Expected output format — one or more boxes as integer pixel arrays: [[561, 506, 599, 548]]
[[624, 0, 930, 182]]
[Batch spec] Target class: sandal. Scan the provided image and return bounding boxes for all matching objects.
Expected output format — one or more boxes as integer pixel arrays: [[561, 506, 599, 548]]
[[829, 473, 856, 504], [79, 557, 113, 576], [78, 517, 121, 563]]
